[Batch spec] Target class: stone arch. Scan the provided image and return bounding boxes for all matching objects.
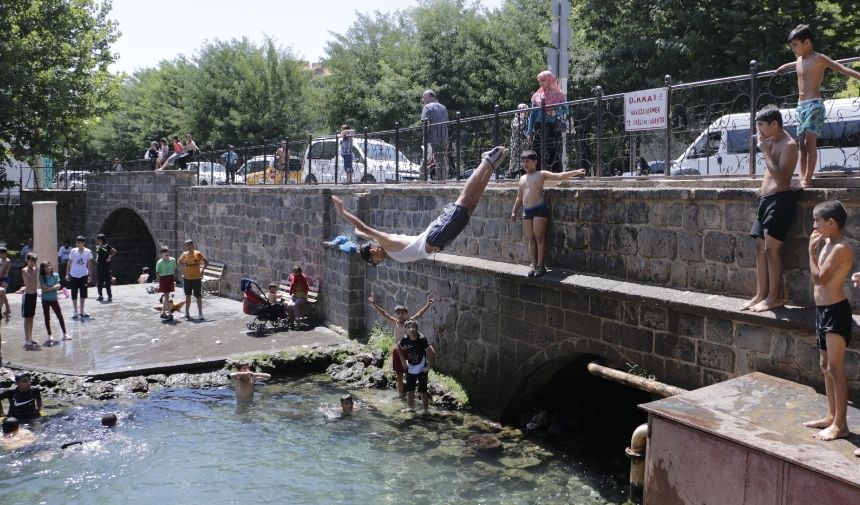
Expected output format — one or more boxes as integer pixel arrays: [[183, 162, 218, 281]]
[[98, 207, 157, 284], [499, 353, 599, 420]]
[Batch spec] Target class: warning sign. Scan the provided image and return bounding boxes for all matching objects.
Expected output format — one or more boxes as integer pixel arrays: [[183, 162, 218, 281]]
[[624, 88, 668, 132]]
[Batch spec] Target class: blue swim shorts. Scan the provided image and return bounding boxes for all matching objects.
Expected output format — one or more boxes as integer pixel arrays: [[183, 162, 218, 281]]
[[796, 98, 825, 137]]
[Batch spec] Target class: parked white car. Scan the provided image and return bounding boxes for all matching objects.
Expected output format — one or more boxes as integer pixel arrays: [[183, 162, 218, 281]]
[[186, 161, 234, 185], [302, 138, 421, 184], [52, 170, 88, 190]]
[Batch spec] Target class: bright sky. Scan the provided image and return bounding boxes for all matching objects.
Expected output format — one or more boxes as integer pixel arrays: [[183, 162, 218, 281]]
[[108, 0, 504, 75]]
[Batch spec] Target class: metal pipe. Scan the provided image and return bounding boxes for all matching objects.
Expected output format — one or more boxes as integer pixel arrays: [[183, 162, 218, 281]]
[[586, 361, 687, 398], [625, 423, 648, 505]]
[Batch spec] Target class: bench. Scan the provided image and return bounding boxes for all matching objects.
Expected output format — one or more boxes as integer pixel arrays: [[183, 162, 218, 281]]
[[202, 262, 226, 296], [278, 280, 320, 326]]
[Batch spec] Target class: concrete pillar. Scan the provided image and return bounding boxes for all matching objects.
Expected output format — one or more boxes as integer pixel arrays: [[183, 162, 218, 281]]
[[33, 201, 58, 268]]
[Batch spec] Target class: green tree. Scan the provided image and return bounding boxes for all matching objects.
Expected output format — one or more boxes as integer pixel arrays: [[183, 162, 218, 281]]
[[0, 0, 119, 167]]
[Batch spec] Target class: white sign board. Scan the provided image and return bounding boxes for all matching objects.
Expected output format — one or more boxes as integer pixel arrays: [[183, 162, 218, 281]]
[[624, 87, 668, 131]]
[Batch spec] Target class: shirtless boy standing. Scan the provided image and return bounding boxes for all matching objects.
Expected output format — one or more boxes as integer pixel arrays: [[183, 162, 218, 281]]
[[510, 150, 586, 277], [776, 24, 860, 188], [742, 105, 798, 312], [804, 200, 853, 441], [0, 247, 11, 289], [229, 363, 271, 404]]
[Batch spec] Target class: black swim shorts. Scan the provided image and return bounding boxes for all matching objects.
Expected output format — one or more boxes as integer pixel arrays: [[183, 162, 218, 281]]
[[750, 190, 797, 242], [22, 293, 37, 318], [405, 371, 429, 393], [815, 298, 853, 350], [426, 203, 470, 250], [522, 202, 550, 220], [184, 278, 203, 298]]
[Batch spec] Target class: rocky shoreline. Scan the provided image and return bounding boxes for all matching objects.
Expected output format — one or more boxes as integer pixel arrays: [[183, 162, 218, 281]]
[[0, 340, 469, 410]]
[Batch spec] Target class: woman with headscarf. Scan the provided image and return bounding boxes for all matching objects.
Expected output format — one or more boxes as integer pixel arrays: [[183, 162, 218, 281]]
[[526, 70, 567, 172], [507, 103, 530, 177]]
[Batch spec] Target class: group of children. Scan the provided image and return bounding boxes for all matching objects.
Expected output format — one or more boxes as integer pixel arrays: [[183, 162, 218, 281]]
[[263, 265, 311, 327], [151, 239, 209, 321]]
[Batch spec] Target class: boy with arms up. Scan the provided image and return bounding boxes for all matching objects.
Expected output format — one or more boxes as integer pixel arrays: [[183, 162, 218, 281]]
[[510, 150, 586, 277], [742, 105, 798, 313], [805, 200, 853, 441], [229, 363, 271, 404], [368, 292, 434, 398], [776, 24, 860, 188]]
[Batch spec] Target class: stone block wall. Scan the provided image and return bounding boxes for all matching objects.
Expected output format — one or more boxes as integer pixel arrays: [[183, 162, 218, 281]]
[[363, 254, 860, 418]]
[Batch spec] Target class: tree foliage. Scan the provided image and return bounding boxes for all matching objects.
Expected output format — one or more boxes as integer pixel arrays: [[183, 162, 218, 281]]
[[0, 0, 119, 168]]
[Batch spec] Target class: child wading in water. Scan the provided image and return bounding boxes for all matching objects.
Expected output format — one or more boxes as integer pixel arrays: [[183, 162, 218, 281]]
[[805, 200, 853, 441], [368, 292, 434, 398], [776, 24, 860, 188], [39, 261, 69, 343], [510, 149, 586, 277]]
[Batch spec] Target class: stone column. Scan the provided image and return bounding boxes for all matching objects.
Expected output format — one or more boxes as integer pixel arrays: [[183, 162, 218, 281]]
[[33, 201, 58, 268]]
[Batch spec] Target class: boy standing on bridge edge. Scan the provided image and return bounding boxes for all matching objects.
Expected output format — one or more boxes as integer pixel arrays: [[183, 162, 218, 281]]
[[741, 105, 798, 313], [776, 24, 860, 188], [805, 200, 853, 442]]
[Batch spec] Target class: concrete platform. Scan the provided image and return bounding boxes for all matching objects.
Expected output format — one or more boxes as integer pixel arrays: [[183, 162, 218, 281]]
[[641, 372, 860, 504], [0, 284, 349, 378]]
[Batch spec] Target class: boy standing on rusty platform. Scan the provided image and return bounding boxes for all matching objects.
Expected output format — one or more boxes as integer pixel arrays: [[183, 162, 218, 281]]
[[804, 200, 853, 441], [776, 24, 860, 188], [741, 105, 798, 313], [510, 150, 586, 278]]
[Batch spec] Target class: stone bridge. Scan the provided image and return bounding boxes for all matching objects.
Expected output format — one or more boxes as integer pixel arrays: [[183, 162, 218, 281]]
[[30, 172, 860, 419]]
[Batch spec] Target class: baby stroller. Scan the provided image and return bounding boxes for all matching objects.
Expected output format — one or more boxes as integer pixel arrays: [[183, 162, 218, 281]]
[[241, 278, 290, 335]]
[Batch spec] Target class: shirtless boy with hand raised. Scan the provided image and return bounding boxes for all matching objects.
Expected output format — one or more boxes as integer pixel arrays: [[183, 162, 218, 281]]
[[510, 150, 585, 277], [742, 105, 798, 313], [229, 363, 271, 404], [776, 24, 860, 188], [804, 201, 853, 442]]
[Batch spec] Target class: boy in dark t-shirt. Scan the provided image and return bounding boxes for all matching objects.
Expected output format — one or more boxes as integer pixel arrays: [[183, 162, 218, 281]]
[[397, 320, 436, 412], [0, 373, 42, 420]]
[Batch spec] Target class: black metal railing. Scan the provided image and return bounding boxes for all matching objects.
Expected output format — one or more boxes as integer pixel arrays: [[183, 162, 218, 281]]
[[29, 56, 860, 191]]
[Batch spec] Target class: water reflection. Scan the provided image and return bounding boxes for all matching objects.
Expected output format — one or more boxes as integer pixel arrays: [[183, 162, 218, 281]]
[[1, 376, 625, 504]]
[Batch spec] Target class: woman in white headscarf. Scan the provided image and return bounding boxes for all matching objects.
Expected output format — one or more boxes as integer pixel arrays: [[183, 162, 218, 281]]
[[507, 103, 530, 177]]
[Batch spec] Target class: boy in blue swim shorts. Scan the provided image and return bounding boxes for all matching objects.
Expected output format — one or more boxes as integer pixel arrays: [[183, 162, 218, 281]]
[[332, 146, 510, 265], [776, 24, 860, 188], [509, 150, 586, 277]]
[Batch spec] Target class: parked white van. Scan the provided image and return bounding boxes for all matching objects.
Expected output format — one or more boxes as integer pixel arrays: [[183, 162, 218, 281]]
[[675, 97, 860, 176], [302, 138, 421, 184]]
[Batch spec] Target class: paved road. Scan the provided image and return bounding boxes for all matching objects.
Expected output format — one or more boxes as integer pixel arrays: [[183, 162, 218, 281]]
[[0, 284, 348, 377]]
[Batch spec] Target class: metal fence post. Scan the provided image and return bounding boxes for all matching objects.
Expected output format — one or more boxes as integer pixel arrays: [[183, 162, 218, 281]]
[[595, 86, 603, 178], [455, 112, 461, 178], [307, 134, 313, 183], [243, 144, 248, 184], [664, 75, 673, 177], [363, 127, 369, 182], [422, 119, 429, 181], [262, 144, 268, 185], [749, 59, 758, 178], [394, 121, 400, 182], [540, 97, 547, 171], [493, 104, 500, 146], [284, 136, 289, 185]]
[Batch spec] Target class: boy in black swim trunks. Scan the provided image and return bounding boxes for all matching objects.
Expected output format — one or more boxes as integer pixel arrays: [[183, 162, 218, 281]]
[[742, 105, 799, 313], [21, 254, 39, 348], [331, 146, 509, 264], [510, 150, 586, 277], [805, 200, 853, 442]]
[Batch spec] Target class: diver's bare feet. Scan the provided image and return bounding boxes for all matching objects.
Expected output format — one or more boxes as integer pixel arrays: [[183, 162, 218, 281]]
[[751, 297, 785, 312], [803, 418, 833, 429], [741, 296, 764, 311], [813, 425, 849, 441]]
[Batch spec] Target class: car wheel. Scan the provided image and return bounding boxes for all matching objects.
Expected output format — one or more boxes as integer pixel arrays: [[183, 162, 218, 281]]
[[360, 174, 376, 183], [305, 174, 318, 185]]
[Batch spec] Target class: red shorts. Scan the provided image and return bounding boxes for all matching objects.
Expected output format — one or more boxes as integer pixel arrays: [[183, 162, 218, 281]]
[[392, 351, 405, 375], [159, 275, 175, 293]]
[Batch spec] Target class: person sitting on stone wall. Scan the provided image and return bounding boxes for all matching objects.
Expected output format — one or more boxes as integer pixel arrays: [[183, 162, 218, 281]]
[[331, 146, 509, 265]]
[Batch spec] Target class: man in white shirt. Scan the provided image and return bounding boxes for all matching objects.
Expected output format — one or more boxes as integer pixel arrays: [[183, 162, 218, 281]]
[[66, 235, 94, 319]]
